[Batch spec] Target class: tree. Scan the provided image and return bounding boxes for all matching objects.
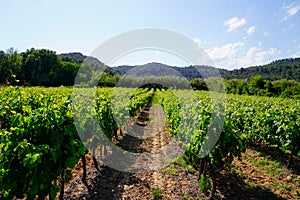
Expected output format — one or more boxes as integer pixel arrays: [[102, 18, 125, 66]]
[[249, 75, 265, 95], [21, 48, 60, 86], [205, 77, 225, 92], [190, 78, 208, 91], [53, 62, 79, 86], [0, 48, 22, 85]]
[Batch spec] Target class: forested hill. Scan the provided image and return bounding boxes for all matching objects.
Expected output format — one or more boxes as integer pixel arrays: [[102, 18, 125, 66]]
[[223, 57, 300, 81], [1, 48, 300, 87], [113, 63, 229, 79], [59, 52, 116, 76], [59, 52, 104, 65], [113, 58, 300, 81]]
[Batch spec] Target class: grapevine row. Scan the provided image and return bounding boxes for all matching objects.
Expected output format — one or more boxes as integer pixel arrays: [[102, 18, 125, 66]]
[[156, 89, 300, 198], [0, 86, 153, 199]]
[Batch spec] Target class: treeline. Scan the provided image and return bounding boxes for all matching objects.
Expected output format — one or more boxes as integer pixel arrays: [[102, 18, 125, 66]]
[[223, 57, 300, 81], [0, 48, 299, 98], [225, 76, 300, 99], [1, 48, 78, 86], [190, 76, 300, 99], [0, 48, 118, 86]]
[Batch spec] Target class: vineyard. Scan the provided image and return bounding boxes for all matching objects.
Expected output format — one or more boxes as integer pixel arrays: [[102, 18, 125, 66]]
[[0, 86, 300, 199]]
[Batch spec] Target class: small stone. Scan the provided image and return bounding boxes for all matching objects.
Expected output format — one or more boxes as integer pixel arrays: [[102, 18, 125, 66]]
[[286, 175, 292, 181]]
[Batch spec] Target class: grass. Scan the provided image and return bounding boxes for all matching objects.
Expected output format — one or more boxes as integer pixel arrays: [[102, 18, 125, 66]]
[[162, 164, 177, 175], [198, 174, 211, 193], [247, 151, 287, 177], [151, 96, 160, 104], [247, 181, 257, 188], [175, 156, 197, 173], [231, 167, 244, 177], [150, 187, 163, 199], [234, 149, 300, 199], [162, 155, 197, 175]]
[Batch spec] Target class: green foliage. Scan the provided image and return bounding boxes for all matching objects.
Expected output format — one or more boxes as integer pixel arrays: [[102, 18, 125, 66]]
[[93, 87, 153, 140], [249, 75, 265, 94], [156, 88, 300, 192], [223, 57, 300, 82], [190, 78, 208, 90], [223, 77, 300, 98], [225, 79, 248, 95], [0, 87, 86, 199], [0, 48, 22, 85], [198, 174, 212, 193], [162, 164, 178, 175], [174, 155, 196, 173], [0, 47, 299, 100], [20, 48, 61, 86], [55, 61, 79, 85], [150, 187, 163, 199], [0, 48, 114, 87], [0, 86, 154, 199], [0, 85, 299, 199], [115, 63, 228, 79], [157, 89, 246, 168]]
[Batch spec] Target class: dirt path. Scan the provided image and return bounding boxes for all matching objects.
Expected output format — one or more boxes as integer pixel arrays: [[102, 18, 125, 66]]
[[63, 104, 204, 200], [62, 103, 300, 199]]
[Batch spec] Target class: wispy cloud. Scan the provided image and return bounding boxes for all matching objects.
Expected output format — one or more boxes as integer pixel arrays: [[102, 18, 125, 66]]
[[282, 23, 295, 31], [291, 49, 300, 57], [283, 2, 300, 20], [293, 45, 300, 57], [263, 31, 270, 36], [207, 42, 281, 69], [247, 26, 256, 34], [224, 17, 247, 32]]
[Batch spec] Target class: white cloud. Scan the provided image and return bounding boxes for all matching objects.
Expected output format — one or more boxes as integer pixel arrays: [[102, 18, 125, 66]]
[[207, 42, 281, 69], [207, 42, 244, 60], [193, 37, 209, 51], [283, 3, 300, 20], [193, 37, 202, 44], [288, 5, 300, 16], [263, 31, 270, 36], [224, 17, 247, 32], [247, 26, 256, 34], [245, 47, 280, 64]]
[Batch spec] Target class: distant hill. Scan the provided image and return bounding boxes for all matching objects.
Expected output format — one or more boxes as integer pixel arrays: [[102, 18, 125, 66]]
[[59, 52, 104, 65], [60, 52, 300, 81], [59, 52, 117, 76], [113, 62, 229, 79], [223, 57, 300, 81]]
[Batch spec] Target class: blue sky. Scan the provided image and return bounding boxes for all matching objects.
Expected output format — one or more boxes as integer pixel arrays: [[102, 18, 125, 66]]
[[1, 0, 300, 69]]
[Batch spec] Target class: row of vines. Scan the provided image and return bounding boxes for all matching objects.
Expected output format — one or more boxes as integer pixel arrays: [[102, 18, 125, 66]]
[[156, 89, 300, 198], [0, 86, 153, 199], [0, 86, 299, 199]]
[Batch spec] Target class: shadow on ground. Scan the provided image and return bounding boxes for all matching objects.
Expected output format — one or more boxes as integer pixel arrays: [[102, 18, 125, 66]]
[[216, 169, 285, 200], [81, 166, 148, 200], [247, 142, 300, 175]]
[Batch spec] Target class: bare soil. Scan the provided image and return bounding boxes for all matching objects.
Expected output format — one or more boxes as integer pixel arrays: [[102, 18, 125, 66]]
[[62, 104, 300, 200]]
